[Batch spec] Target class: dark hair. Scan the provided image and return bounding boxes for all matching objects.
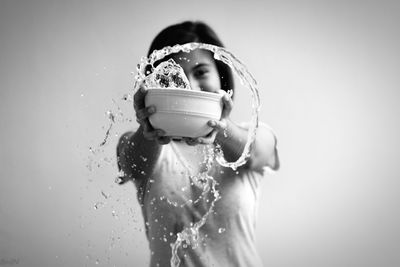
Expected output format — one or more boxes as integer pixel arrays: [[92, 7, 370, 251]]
[[147, 21, 234, 94]]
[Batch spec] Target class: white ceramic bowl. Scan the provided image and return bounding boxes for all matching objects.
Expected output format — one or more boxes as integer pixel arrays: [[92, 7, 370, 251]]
[[144, 88, 223, 138]]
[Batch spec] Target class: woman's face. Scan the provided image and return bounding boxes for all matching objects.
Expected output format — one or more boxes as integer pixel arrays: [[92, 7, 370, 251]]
[[171, 49, 221, 93]]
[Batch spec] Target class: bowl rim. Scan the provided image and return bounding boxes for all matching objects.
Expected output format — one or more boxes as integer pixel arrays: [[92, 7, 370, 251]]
[[151, 109, 221, 118], [145, 88, 224, 100]]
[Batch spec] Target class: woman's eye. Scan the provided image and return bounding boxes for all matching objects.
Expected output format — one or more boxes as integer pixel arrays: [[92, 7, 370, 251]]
[[194, 68, 209, 78]]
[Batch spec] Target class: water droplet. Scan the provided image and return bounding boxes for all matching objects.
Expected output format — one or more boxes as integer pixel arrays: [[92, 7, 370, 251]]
[[122, 94, 133, 102], [106, 110, 115, 121], [94, 202, 104, 210], [101, 191, 109, 199], [112, 210, 118, 218], [117, 169, 126, 177], [223, 128, 228, 138], [115, 177, 123, 184]]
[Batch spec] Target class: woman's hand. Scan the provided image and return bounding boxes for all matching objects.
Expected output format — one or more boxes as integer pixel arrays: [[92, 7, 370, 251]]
[[208, 91, 233, 138], [183, 91, 233, 146], [134, 84, 171, 145]]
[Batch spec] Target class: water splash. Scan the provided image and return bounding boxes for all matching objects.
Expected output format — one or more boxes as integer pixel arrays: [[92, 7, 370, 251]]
[[134, 42, 260, 170], [170, 189, 219, 266], [134, 42, 261, 266], [94, 201, 104, 210], [170, 145, 220, 267], [218, 228, 226, 234], [99, 110, 115, 147], [101, 191, 109, 199], [87, 96, 133, 172], [144, 58, 191, 89]]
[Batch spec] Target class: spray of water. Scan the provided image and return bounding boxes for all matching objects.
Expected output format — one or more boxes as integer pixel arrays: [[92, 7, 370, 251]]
[[133, 43, 261, 267], [170, 145, 220, 267], [88, 42, 260, 266], [170, 180, 220, 267], [134, 42, 260, 170]]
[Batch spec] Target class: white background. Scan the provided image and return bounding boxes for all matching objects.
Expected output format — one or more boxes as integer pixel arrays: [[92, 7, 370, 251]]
[[1, 0, 399, 266]]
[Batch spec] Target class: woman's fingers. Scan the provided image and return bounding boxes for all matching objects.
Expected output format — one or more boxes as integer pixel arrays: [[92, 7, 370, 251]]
[[183, 137, 198, 146], [133, 85, 147, 111], [142, 125, 171, 145], [221, 93, 233, 118], [197, 129, 218, 144], [183, 128, 218, 146], [183, 119, 227, 146], [143, 128, 164, 140], [136, 106, 155, 121], [133, 85, 169, 145], [157, 136, 172, 145], [208, 119, 227, 132]]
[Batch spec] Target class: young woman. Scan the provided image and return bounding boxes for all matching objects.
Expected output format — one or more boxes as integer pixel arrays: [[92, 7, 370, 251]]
[[117, 21, 279, 267]]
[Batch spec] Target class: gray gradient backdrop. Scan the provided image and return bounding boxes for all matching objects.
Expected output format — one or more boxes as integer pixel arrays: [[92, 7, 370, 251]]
[[1, 0, 400, 266]]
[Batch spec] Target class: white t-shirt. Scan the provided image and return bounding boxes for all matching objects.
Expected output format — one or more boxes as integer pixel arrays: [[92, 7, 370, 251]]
[[136, 140, 265, 267]]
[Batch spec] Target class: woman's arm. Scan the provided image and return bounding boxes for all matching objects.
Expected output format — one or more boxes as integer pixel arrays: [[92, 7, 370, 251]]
[[215, 120, 280, 173], [205, 93, 279, 173], [116, 126, 163, 184], [117, 85, 169, 184]]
